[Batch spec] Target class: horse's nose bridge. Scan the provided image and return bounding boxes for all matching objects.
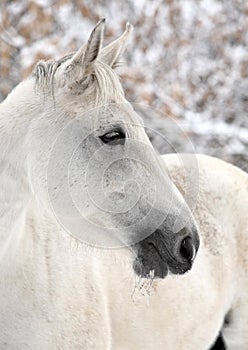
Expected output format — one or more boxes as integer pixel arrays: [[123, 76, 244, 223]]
[[151, 165, 189, 219], [168, 193, 197, 233], [158, 216, 193, 240]]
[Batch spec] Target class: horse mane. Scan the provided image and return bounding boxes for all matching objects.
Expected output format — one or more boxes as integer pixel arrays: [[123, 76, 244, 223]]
[[33, 53, 125, 106]]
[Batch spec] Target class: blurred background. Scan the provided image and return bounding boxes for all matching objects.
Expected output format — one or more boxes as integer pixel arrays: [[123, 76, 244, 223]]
[[0, 0, 247, 171]]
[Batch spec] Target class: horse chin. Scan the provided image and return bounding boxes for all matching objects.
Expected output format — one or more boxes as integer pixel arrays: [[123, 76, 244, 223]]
[[133, 258, 169, 279], [132, 257, 193, 279]]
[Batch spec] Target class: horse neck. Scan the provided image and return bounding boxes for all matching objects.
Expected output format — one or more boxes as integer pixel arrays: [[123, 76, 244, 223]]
[[0, 78, 42, 164], [0, 79, 42, 261], [0, 79, 80, 264]]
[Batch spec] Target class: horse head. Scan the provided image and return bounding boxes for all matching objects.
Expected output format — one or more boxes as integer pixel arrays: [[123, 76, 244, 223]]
[[2, 19, 200, 278]]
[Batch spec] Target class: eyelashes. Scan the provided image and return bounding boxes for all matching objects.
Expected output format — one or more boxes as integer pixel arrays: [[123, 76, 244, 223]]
[[99, 128, 126, 146]]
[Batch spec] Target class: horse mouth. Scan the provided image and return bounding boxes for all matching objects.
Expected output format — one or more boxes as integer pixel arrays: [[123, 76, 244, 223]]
[[132, 238, 194, 279]]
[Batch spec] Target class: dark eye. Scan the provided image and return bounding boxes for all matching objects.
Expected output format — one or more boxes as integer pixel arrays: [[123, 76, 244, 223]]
[[99, 128, 125, 145]]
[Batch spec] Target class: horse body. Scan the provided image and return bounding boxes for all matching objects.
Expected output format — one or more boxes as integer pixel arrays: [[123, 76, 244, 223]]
[[1, 152, 247, 349], [1, 20, 248, 349]]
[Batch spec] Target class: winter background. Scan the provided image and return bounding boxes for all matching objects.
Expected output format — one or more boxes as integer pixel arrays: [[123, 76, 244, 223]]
[[0, 0, 247, 171]]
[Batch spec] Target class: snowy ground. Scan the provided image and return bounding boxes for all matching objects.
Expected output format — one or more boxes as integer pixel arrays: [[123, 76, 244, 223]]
[[0, 0, 247, 171]]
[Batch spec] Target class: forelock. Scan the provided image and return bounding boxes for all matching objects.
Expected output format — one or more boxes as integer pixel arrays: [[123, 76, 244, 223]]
[[33, 54, 125, 106]]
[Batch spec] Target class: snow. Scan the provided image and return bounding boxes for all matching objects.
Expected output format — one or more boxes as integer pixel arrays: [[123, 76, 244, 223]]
[[32, 0, 53, 7], [200, 0, 222, 17]]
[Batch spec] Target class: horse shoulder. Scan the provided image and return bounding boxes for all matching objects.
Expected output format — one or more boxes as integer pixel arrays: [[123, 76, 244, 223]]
[[161, 153, 247, 230]]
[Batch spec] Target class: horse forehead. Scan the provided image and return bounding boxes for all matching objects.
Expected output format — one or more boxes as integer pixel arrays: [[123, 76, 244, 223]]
[[71, 102, 143, 130], [103, 103, 144, 127]]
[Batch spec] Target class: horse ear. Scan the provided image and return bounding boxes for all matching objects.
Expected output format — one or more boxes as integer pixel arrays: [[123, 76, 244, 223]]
[[100, 22, 133, 68], [65, 19, 105, 82], [83, 18, 105, 66]]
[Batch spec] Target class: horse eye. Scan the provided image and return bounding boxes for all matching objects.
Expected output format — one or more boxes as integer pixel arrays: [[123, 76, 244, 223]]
[[99, 129, 125, 145]]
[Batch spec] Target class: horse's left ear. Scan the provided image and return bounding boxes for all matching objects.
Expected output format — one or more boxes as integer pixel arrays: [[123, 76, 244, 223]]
[[65, 19, 105, 84], [100, 22, 133, 68]]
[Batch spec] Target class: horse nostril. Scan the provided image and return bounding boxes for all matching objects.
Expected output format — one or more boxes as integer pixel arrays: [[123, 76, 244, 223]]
[[179, 236, 195, 262]]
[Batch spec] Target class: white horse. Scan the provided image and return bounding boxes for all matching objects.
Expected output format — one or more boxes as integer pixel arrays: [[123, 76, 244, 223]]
[[0, 19, 248, 350]]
